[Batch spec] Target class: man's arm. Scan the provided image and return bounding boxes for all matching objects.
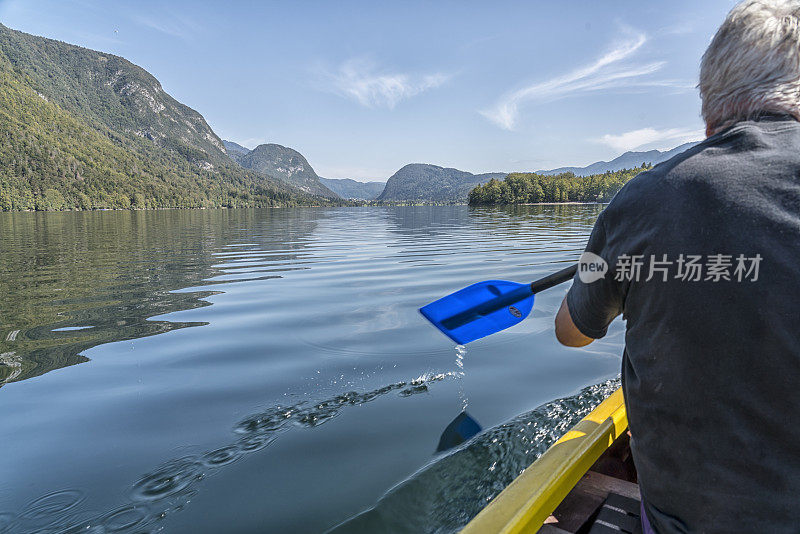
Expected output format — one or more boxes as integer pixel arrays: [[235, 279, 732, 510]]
[[555, 296, 595, 347]]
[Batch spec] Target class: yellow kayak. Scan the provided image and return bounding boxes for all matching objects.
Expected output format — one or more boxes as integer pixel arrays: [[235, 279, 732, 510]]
[[461, 388, 642, 534]]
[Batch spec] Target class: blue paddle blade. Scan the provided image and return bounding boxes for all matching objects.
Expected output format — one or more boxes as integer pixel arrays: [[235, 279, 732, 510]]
[[419, 280, 534, 344]]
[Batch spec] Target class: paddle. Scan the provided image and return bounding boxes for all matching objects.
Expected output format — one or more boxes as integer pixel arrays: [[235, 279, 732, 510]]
[[419, 264, 578, 344]]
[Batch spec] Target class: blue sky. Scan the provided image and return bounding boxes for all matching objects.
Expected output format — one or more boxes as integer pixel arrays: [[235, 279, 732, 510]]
[[0, 0, 736, 181]]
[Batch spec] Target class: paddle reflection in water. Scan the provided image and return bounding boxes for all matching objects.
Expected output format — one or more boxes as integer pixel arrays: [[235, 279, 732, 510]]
[[437, 345, 483, 453], [437, 412, 482, 453]]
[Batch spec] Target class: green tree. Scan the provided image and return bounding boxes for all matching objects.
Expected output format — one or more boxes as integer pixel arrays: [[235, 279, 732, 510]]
[[467, 166, 650, 206]]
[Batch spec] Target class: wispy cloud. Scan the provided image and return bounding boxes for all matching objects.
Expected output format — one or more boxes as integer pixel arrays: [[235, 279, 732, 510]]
[[482, 29, 668, 130], [657, 21, 696, 37], [132, 12, 200, 40], [597, 127, 704, 152], [320, 58, 450, 109]]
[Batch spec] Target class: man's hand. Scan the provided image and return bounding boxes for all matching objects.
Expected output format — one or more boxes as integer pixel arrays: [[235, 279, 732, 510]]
[[555, 297, 595, 347]]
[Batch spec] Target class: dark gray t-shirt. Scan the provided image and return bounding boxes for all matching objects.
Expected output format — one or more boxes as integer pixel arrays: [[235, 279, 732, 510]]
[[567, 114, 800, 534]]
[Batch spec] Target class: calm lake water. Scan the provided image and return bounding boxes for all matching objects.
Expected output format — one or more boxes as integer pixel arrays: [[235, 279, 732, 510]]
[[0, 206, 625, 533]]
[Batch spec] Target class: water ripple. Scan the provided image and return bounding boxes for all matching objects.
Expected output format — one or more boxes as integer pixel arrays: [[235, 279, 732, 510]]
[[1, 371, 458, 533], [201, 446, 243, 467], [131, 457, 204, 501]]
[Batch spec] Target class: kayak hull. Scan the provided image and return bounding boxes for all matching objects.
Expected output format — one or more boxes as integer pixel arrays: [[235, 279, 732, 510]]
[[461, 388, 639, 534]]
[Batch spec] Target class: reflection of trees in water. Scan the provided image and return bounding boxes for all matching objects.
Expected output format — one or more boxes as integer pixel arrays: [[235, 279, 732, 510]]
[[0, 371, 455, 533], [0, 208, 320, 386], [377, 205, 603, 271], [380, 205, 603, 238], [467, 204, 604, 232]]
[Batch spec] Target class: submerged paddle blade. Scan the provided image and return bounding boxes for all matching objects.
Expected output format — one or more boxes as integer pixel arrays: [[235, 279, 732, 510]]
[[436, 411, 482, 452], [419, 280, 534, 344]]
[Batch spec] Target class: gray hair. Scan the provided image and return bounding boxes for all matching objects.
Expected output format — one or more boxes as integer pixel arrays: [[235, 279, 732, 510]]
[[700, 0, 800, 133]]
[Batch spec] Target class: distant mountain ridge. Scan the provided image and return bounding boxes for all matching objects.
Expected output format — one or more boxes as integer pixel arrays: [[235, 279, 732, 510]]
[[377, 164, 506, 203], [373, 142, 698, 204], [224, 142, 337, 198], [538, 142, 699, 176], [319, 178, 385, 200], [223, 140, 250, 158]]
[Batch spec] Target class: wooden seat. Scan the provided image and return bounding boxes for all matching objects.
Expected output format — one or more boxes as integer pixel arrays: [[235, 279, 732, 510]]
[[588, 493, 642, 534], [540, 470, 640, 533], [539, 431, 641, 534]]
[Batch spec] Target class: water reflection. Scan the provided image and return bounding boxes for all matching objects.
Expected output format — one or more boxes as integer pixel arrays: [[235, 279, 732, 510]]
[[0, 375, 619, 534], [0, 205, 618, 534], [0, 371, 457, 533], [0, 209, 319, 386]]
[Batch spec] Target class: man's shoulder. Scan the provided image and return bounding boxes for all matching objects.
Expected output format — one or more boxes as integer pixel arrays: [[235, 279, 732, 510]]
[[602, 136, 731, 222], [606, 120, 800, 219]]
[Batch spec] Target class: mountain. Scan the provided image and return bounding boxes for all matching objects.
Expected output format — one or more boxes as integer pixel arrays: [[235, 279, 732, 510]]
[[0, 24, 328, 211], [224, 140, 250, 158], [319, 178, 385, 200], [0, 24, 233, 166], [538, 142, 699, 176], [377, 164, 506, 203], [234, 143, 338, 198]]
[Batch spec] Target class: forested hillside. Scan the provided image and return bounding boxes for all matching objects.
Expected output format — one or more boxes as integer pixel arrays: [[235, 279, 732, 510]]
[[468, 166, 650, 205], [0, 24, 332, 211]]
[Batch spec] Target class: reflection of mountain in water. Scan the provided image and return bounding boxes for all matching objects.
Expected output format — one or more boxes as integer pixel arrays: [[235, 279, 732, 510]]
[[0, 209, 319, 386]]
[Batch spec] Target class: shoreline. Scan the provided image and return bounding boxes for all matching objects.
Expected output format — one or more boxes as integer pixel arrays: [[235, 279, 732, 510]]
[[0, 201, 608, 213], [517, 201, 603, 206]]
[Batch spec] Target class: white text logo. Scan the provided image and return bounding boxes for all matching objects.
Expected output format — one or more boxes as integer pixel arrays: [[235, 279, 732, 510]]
[[578, 251, 608, 284]]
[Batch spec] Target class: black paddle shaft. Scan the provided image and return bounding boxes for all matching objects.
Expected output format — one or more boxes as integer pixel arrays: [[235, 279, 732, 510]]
[[530, 264, 578, 294]]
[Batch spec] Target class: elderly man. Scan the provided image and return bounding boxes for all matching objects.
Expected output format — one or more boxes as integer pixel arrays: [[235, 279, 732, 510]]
[[555, 1, 800, 532]]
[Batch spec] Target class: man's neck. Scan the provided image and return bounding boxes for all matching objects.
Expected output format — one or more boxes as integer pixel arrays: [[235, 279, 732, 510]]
[[706, 110, 799, 137]]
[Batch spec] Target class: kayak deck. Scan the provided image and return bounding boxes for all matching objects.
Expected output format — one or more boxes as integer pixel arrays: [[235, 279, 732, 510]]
[[461, 388, 640, 534]]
